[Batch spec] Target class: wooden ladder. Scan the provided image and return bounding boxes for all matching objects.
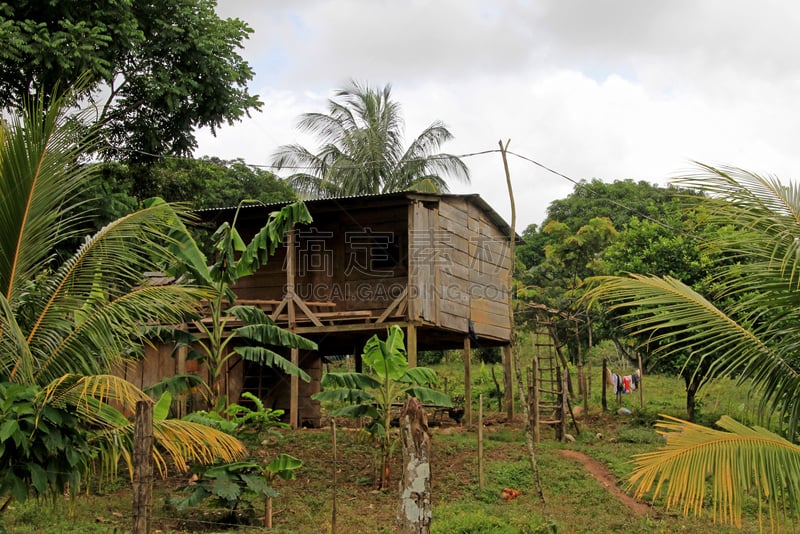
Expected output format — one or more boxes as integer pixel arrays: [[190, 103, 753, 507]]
[[529, 316, 577, 442]]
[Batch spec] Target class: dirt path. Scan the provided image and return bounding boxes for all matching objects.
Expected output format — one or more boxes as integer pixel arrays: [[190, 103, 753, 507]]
[[557, 449, 653, 517]]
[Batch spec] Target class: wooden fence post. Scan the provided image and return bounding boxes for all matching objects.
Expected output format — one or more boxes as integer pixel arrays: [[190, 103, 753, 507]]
[[463, 336, 472, 427], [133, 400, 154, 534], [478, 395, 484, 490], [601, 359, 608, 412]]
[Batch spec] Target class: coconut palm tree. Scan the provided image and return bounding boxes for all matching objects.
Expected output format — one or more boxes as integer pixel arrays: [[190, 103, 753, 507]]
[[271, 81, 470, 197], [0, 90, 245, 503], [582, 164, 800, 528]]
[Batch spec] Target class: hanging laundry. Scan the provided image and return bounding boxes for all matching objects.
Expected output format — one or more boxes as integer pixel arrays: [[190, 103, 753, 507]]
[[622, 375, 632, 394]]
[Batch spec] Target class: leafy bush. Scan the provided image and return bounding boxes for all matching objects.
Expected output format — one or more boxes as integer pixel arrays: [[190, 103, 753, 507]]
[[419, 350, 445, 365], [182, 392, 289, 439], [225, 392, 289, 437], [0, 382, 90, 504], [172, 454, 302, 527], [475, 346, 502, 364]]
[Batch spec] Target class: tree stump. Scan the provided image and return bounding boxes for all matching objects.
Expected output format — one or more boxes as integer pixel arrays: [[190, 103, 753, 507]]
[[397, 396, 432, 534]]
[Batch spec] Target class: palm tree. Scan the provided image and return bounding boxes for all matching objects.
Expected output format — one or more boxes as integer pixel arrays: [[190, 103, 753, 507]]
[[582, 164, 800, 528], [271, 80, 470, 197], [0, 90, 245, 502]]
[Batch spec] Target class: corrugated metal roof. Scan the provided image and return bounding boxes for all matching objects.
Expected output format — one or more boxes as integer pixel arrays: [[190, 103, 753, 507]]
[[194, 191, 519, 239]]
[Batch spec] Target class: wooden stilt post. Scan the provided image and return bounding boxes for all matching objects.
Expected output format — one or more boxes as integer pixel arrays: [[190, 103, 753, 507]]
[[407, 323, 417, 368], [290, 347, 299, 429], [286, 228, 299, 429], [331, 420, 338, 534], [502, 344, 513, 421], [463, 336, 472, 426]]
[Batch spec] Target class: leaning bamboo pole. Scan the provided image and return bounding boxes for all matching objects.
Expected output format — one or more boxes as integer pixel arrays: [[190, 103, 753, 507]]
[[500, 140, 546, 508]]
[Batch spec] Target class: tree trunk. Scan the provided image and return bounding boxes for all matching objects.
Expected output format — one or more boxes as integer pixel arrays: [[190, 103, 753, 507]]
[[397, 397, 432, 534], [684, 374, 699, 421]]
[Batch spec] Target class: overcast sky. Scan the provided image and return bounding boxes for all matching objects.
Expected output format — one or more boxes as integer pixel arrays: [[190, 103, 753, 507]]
[[194, 1, 800, 230]]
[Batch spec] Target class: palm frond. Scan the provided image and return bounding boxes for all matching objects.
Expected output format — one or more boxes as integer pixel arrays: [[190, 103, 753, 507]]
[[0, 292, 36, 383], [30, 285, 206, 384], [0, 90, 98, 302], [272, 81, 467, 197], [41, 374, 246, 479], [585, 273, 800, 435], [630, 415, 800, 528]]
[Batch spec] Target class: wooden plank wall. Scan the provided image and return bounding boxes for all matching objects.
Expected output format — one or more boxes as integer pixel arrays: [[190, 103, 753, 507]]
[[436, 198, 512, 342], [112, 344, 244, 410], [435, 200, 471, 333], [466, 199, 511, 341], [409, 201, 439, 323]]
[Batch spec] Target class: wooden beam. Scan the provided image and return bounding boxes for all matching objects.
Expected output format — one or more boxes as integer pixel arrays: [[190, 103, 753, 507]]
[[292, 320, 410, 335], [292, 293, 324, 327], [287, 229, 296, 328], [269, 296, 289, 321], [376, 286, 408, 323]]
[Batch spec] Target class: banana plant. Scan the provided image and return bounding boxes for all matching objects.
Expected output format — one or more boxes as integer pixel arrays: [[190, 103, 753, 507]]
[[172, 453, 302, 528], [312, 325, 451, 489], [166, 200, 317, 408], [263, 453, 303, 528]]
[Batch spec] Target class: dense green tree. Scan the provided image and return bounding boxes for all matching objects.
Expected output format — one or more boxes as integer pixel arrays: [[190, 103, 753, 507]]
[[598, 210, 718, 419], [517, 179, 697, 306], [271, 81, 470, 197], [0, 0, 260, 158], [141, 158, 297, 209], [85, 157, 297, 218], [543, 178, 684, 233], [516, 181, 704, 347], [0, 91, 244, 503], [516, 179, 726, 418], [583, 165, 800, 526], [70, 158, 296, 259]]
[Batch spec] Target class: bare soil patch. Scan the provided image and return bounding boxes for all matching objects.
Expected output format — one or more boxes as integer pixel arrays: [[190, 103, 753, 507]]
[[556, 448, 653, 517]]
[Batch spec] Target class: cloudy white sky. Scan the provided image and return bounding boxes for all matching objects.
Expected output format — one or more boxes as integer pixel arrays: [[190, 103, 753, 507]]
[[194, 1, 800, 231]]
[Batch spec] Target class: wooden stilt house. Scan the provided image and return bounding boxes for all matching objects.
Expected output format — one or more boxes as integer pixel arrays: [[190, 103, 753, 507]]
[[119, 192, 514, 427]]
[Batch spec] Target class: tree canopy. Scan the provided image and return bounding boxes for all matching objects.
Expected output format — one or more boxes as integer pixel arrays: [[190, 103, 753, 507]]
[[0, 0, 260, 159], [271, 81, 470, 197], [515, 178, 717, 417]]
